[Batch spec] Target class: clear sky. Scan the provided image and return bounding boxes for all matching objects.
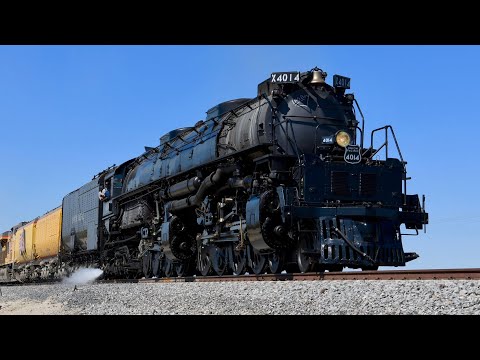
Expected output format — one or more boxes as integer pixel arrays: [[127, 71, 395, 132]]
[[0, 45, 478, 269]]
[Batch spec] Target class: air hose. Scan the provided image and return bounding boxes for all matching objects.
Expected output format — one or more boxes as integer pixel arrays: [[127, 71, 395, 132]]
[[332, 226, 375, 264]]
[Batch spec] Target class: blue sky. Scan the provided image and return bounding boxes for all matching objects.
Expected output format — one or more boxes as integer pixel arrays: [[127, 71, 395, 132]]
[[0, 45, 478, 269]]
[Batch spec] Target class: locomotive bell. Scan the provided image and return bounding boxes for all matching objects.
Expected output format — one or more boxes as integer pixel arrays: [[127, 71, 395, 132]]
[[310, 70, 326, 85]]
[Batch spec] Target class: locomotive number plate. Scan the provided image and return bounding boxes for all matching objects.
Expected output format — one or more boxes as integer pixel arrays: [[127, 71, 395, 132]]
[[344, 144, 361, 164], [271, 72, 300, 83], [333, 75, 351, 89]]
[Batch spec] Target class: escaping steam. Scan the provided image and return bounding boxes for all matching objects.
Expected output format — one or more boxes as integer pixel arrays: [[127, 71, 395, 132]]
[[62, 267, 104, 285]]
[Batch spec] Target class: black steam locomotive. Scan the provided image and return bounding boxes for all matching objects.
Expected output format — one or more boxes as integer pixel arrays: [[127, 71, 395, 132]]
[[59, 67, 428, 279]]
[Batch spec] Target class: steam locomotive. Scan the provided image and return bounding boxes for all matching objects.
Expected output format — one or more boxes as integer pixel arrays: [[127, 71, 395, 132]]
[[0, 67, 428, 282]]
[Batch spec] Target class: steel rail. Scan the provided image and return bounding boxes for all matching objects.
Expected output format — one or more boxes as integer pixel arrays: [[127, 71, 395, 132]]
[[3, 268, 480, 287], [98, 268, 480, 283]]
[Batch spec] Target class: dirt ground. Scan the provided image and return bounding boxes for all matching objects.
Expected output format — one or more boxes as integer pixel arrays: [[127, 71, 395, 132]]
[[0, 299, 74, 315]]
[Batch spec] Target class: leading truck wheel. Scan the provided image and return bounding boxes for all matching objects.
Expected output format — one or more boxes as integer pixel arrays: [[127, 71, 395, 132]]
[[297, 234, 314, 273]]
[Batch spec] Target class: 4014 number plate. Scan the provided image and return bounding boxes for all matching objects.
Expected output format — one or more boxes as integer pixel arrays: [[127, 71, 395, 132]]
[[344, 144, 361, 164], [271, 72, 300, 83]]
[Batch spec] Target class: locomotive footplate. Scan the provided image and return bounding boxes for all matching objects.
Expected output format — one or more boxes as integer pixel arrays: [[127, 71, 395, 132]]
[[291, 206, 427, 230], [291, 206, 399, 219]]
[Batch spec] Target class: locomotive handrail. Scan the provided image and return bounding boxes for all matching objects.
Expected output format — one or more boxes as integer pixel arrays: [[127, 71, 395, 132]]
[[280, 115, 339, 120], [261, 92, 276, 149], [275, 118, 302, 162], [369, 125, 407, 205], [353, 99, 365, 149], [354, 125, 363, 147], [314, 123, 322, 154], [369, 125, 405, 167], [262, 93, 304, 161]]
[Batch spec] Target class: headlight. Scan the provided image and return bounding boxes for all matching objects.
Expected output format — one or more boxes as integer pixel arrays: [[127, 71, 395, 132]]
[[335, 131, 351, 148]]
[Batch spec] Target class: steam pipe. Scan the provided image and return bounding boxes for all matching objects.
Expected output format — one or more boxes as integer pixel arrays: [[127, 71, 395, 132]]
[[160, 176, 203, 200], [213, 176, 252, 196], [167, 166, 237, 213], [104, 235, 138, 247]]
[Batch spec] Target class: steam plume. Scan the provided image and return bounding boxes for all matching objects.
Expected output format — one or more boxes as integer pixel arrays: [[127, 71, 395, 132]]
[[62, 267, 103, 285]]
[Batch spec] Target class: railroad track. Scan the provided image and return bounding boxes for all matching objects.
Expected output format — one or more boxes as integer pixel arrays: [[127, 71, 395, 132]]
[[99, 268, 480, 283], [3, 268, 480, 286]]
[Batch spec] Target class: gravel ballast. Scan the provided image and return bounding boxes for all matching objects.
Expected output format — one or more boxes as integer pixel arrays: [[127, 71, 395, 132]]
[[1, 280, 479, 315]]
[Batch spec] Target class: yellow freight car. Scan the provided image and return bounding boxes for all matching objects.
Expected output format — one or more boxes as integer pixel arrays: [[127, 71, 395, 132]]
[[1, 207, 64, 281], [0, 231, 11, 281], [12, 220, 36, 265], [34, 207, 62, 260], [5, 230, 16, 265], [1, 231, 9, 265], [0, 221, 29, 282]]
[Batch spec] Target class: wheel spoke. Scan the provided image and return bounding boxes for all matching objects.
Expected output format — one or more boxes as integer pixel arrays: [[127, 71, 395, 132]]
[[151, 253, 161, 277], [268, 252, 284, 274], [212, 247, 227, 276], [229, 245, 246, 276], [250, 247, 266, 275], [197, 247, 212, 276], [142, 252, 151, 278], [174, 261, 191, 277], [163, 258, 173, 277], [297, 235, 313, 273]]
